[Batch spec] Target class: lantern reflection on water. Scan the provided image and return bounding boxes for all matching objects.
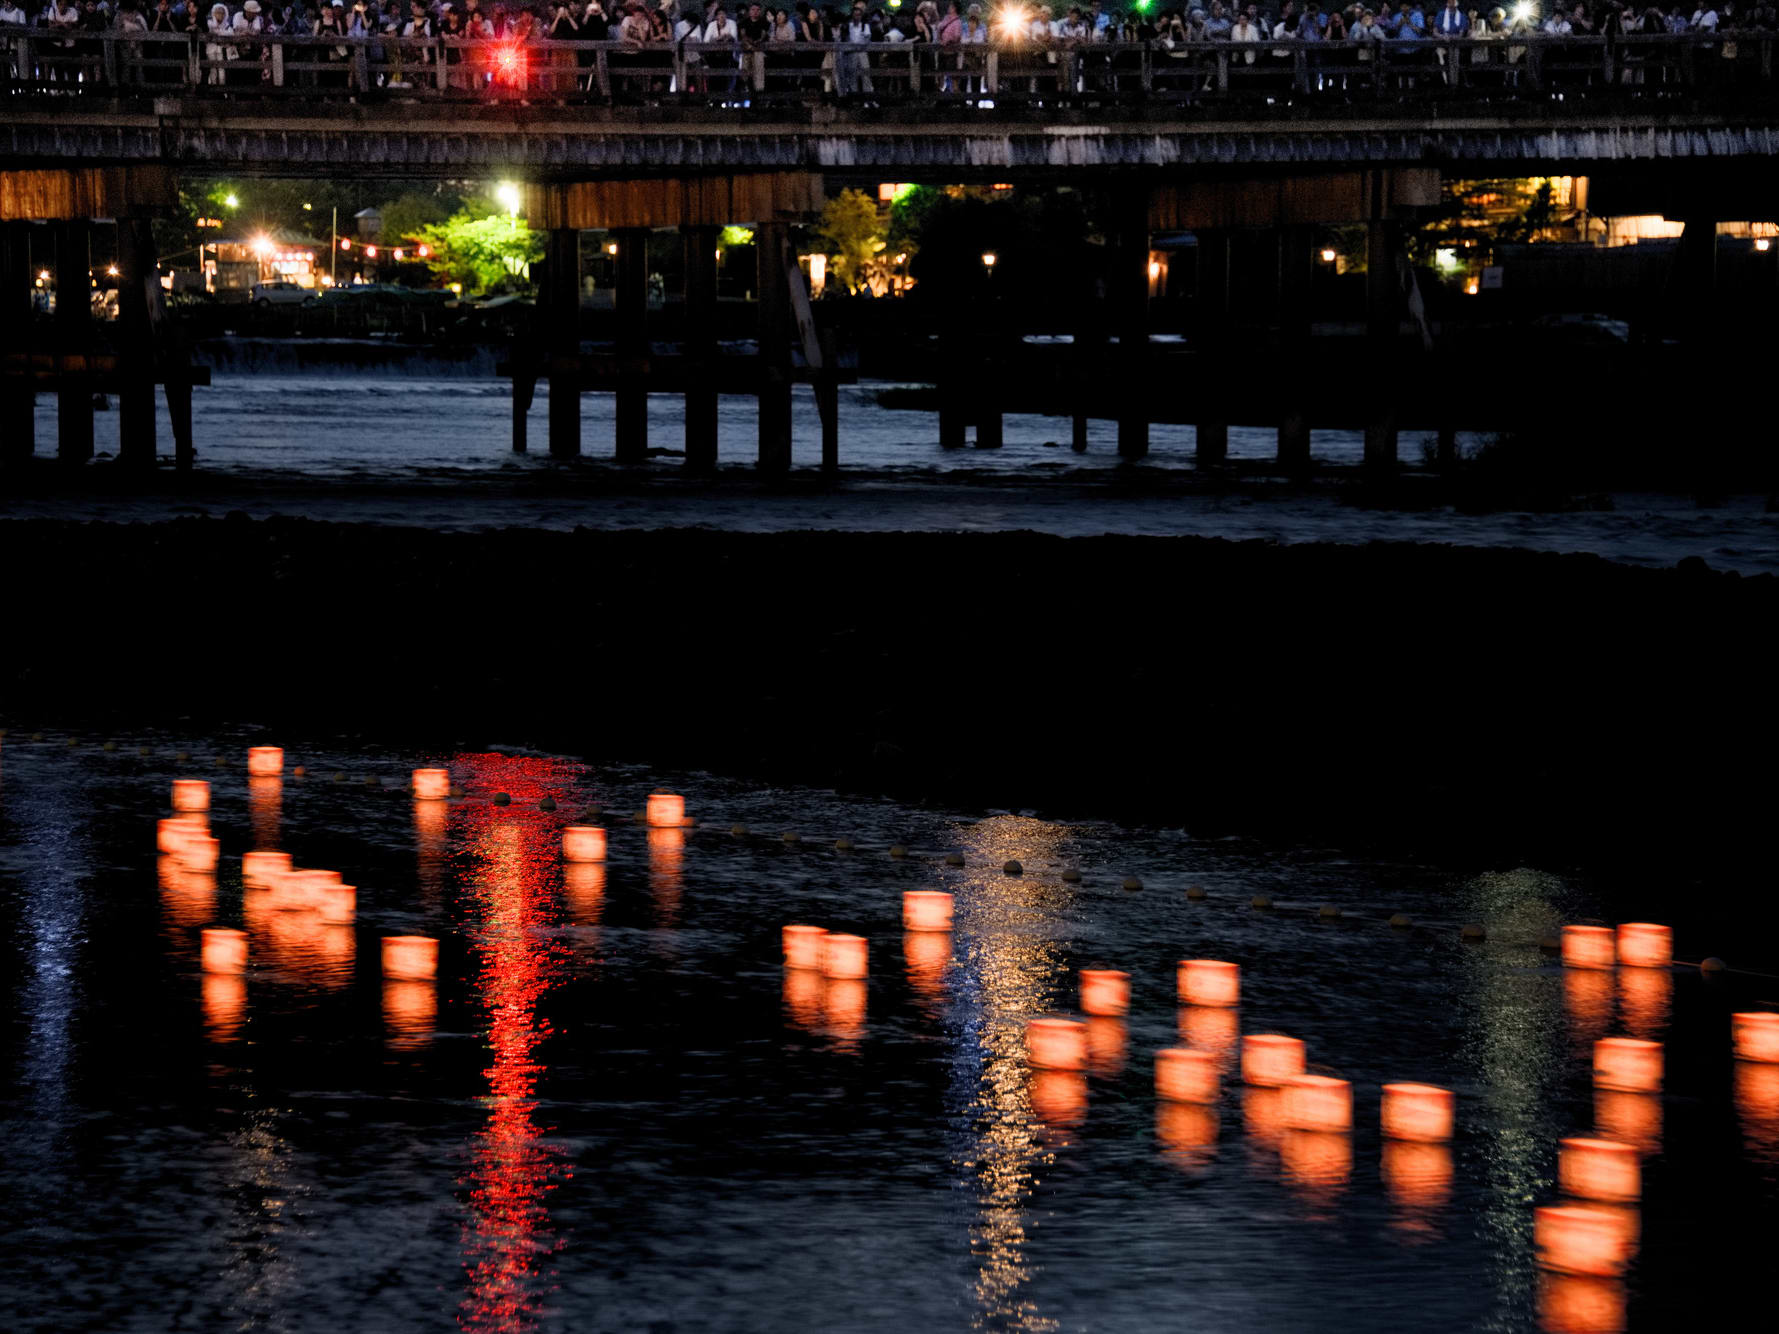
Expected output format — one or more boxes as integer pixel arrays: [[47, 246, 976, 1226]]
[[782, 924, 827, 971], [383, 934, 439, 981], [1593, 1038, 1662, 1093], [645, 792, 686, 827], [1562, 926, 1617, 970], [201, 927, 248, 974], [1156, 1047, 1221, 1104], [1181, 1005, 1241, 1067], [242, 849, 292, 889], [412, 767, 451, 801], [1535, 1205, 1632, 1277], [1243, 1085, 1285, 1148], [1733, 1012, 1779, 1063], [316, 883, 356, 925], [1381, 1082, 1455, 1142], [783, 965, 825, 1029], [563, 862, 605, 920], [171, 779, 210, 812], [1157, 1101, 1219, 1166], [824, 977, 867, 1044], [1734, 1059, 1779, 1162], [383, 979, 436, 1049], [1029, 1070, 1088, 1127], [821, 933, 868, 980], [159, 856, 215, 927], [157, 815, 205, 855], [904, 931, 950, 998], [1382, 1139, 1453, 1215], [1559, 1137, 1641, 1203], [203, 974, 246, 1042], [247, 775, 281, 849], [1086, 1016, 1127, 1077], [1615, 922, 1671, 968], [246, 746, 283, 777], [1079, 969, 1130, 1017], [1280, 1075, 1352, 1132], [1618, 966, 1672, 1041], [647, 826, 685, 923], [1177, 959, 1240, 1008], [1594, 1088, 1662, 1155], [176, 833, 221, 873], [1565, 967, 1615, 1046], [561, 825, 606, 863], [1281, 1128, 1352, 1202], [1026, 1017, 1088, 1071], [902, 890, 954, 933], [1538, 1273, 1627, 1334], [1242, 1034, 1307, 1086]]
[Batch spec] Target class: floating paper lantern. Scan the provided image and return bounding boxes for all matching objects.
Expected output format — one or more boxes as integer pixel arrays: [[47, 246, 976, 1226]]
[[1562, 926, 1616, 970], [264, 869, 310, 912], [1381, 1083, 1455, 1142], [1535, 1205, 1631, 1277], [1537, 1274, 1627, 1334], [902, 891, 954, 933], [201, 927, 248, 975], [1382, 1140, 1452, 1214], [1242, 1034, 1307, 1087], [1156, 1047, 1221, 1104], [1156, 1101, 1219, 1163], [242, 850, 292, 889], [1618, 966, 1672, 1041], [1086, 1016, 1127, 1078], [412, 768, 450, 801], [203, 974, 246, 1042], [782, 924, 827, 971], [1181, 1005, 1241, 1065], [1177, 959, 1239, 1008], [382, 935, 439, 981], [246, 746, 283, 777], [562, 826, 607, 863], [904, 931, 950, 998], [316, 883, 356, 925], [157, 815, 206, 855], [646, 792, 686, 827], [176, 834, 221, 873], [821, 933, 868, 980], [1594, 1089, 1662, 1156], [1558, 1136, 1640, 1203], [1593, 1038, 1662, 1093], [1026, 1017, 1088, 1071], [171, 779, 211, 812], [1615, 922, 1671, 968], [1280, 1075, 1352, 1132], [1080, 969, 1130, 1017], [1733, 1012, 1779, 1064], [1029, 1070, 1088, 1127], [383, 979, 436, 1049]]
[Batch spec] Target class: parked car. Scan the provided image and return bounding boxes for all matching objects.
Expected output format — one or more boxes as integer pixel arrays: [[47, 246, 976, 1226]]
[[250, 280, 315, 308]]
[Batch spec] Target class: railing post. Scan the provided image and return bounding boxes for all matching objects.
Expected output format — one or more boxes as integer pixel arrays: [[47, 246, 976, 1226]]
[[986, 49, 998, 95], [436, 39, 448, 91], [1216, 48, 1228, 93], [1293, 47, 1308, 93], [910, 45, 920, 95], [353, 41, 370, 91], [101, 34, 117, 86], [1140, 42, 1151, 95], [596, 46, 609, 99], [188, 33, 201, 85], [272, 40, 285, 88]]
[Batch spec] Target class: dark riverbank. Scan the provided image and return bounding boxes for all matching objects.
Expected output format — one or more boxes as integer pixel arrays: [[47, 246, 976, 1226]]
[[3, 518, 1773, 889]]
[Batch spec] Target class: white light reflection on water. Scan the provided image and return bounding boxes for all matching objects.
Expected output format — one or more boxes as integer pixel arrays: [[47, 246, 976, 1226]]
[[945, 815, 1073, 1333]]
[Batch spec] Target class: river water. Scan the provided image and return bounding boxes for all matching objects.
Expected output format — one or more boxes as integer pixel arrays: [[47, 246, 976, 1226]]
[[18, 374, 1779, 574], [1, 733, 1773, 1332]]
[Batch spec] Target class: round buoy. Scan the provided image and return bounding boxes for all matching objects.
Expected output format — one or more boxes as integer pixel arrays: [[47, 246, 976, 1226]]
[[538, 797, 557, 812], [363, 775, 379, 787], [782, 831, 800, 843], [65, 737, 78, 747], [944, 852, 965, 867], [492, 792, 511, 807], [583, 803, 603, 817], [1122, 876, 1143, 892], [214, 754, 227, 767], [449, 785, 464, 798], [1319, 905, 1341, 919], [102, 741, 116, 752], [835, 837, 854, 851], [174, 750, 188, 761], [1389, 913, 1413, 928], [631, 810, 647, 823], [31, 732, 45, 742], [1461, 924, 1486, 941], [731, 823, 749, 836], [1251, 895, 1272, 910], [1060, 868, 1082, 884], [1701, 957, 1728, 974], [1003, 859, 1023, 876], [1185, 885, 1206, 901], [332, 771, 347, 783], [138, 745, 152, 757], [889, 845, 908, 859], [292, 765, 305, 778]]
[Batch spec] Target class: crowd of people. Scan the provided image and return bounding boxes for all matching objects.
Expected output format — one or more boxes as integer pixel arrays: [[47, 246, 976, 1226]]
[[4, 0, 1771, 93]]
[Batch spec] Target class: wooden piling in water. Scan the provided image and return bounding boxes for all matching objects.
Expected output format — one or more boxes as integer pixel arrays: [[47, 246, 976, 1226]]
[[615, 226, 649, 463], [1194, 229, 1230, 467], [756, 221, 792, 472], [1115, 192, 1150, 461], [0, 222, 32, 465], [1363, 205, 1401, 470], [545, 226, 581, 458], [682, 224, 719, 472], [54, 220, 93, 464], [1276, 226, 1314, 472], [115, 217, 158, 468]]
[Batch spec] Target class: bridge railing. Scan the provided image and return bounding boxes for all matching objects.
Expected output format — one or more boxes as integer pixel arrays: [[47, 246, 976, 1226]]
[[2, 28, 1771, 106]]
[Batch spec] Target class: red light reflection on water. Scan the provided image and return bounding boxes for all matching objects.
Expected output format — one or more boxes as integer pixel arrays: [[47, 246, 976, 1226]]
[[452, 754, 577, 1334]]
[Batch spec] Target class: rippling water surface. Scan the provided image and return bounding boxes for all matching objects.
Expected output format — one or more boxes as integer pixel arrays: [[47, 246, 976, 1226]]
[[0, 734, 1774, 1332]]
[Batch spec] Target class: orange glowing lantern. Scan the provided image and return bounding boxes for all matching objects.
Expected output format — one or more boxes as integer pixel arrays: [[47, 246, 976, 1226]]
[[1594, 1089, 1662, 1156], [201, 926, 248, 974], [1157, 1101, 1219, 1164], [382, 934, 439, 981], [825, 977, 867, 1042], [562, 826, 607, 863], [383, 978, 436, 1049], [263, 869, 309, 912], [1381, 1082, 1455, 1142], [157, 815, 205, 855], [902, 890, 954, 933], [1615, 922, 1671, 968], [246, 746, 283, 777], [1027, 1017, 1088, 1071], [822, 933, 868, 980], [1558, 1136, 1640, 1203], [1181, 1005, 1241, 1065], [783, 924, 827, 971], [1156, 1046, 1221, 1104], [783, 965, 825, 1029], [1535, 1205, 1631, 1277], [1080, 969, 1130, 1017], [1538, 1273, 1627, 1334], [242, 849, 292, 889], [176, 833, 221, 873], [1382, 1139, 1453, 1214], [171, 779, 210, 812], [203, 973, 246, 1041], [904, 930, 950, 998], [412, 767, 450, 801], [1733, 1012, 1779, 1064], [1280, 1075, 1352, 1132], [1030, 1069, 1088, 1126], [1593, 1038, 1662, 1093], [1086, 1016, 1127, 1078], [1178, 959, 1240, 1008], [1562, 926, 1616, 970], [316, 883, 356, 925], [1242, 1033, 1307, 1087], [1281, 1128, 1352, 1199], [1618, 966, 1671, 1041], [646, 792, 686, 827]]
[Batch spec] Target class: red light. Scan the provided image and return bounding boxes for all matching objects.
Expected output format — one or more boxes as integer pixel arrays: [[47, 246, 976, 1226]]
[[417, 245, 431, 258], [340, 238, 351, 251], [365, 245, 378, 259]]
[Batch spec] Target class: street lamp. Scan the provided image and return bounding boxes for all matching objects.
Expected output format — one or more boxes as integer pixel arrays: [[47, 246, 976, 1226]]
[[981, 251, 997, 270], [496, 182, 522, 219], [224, 193, 238, 209]]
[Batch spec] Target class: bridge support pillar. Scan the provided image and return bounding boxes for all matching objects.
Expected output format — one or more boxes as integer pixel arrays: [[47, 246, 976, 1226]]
[[115, 217, 159, 469], [545, 227, 581, 459], [1675, 217, 1718, 345], [1194, 230, 1230, 467], [54, 220, 93, 465], [756, 222, 793, 472], [682, 225, 719, 472], [1, 222, 33, 465], [615, 227, 649, 463], [1276, 227, 1314, 473], [1114, 191, 1150, 461], [1363, 216, 1400, 470]]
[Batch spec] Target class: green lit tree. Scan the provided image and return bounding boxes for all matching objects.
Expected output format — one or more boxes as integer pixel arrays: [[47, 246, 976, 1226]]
[[814, 189, 887, 295], [413, 210, 544, 295]]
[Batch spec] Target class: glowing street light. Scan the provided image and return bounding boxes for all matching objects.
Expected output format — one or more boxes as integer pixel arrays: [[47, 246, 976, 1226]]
[[223, 193, 239, 209], [1512, 0, 1533, 19], [496, 182, 522, 219], [1320, 247, 1338, 263], [981, 250, 997, 270]]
